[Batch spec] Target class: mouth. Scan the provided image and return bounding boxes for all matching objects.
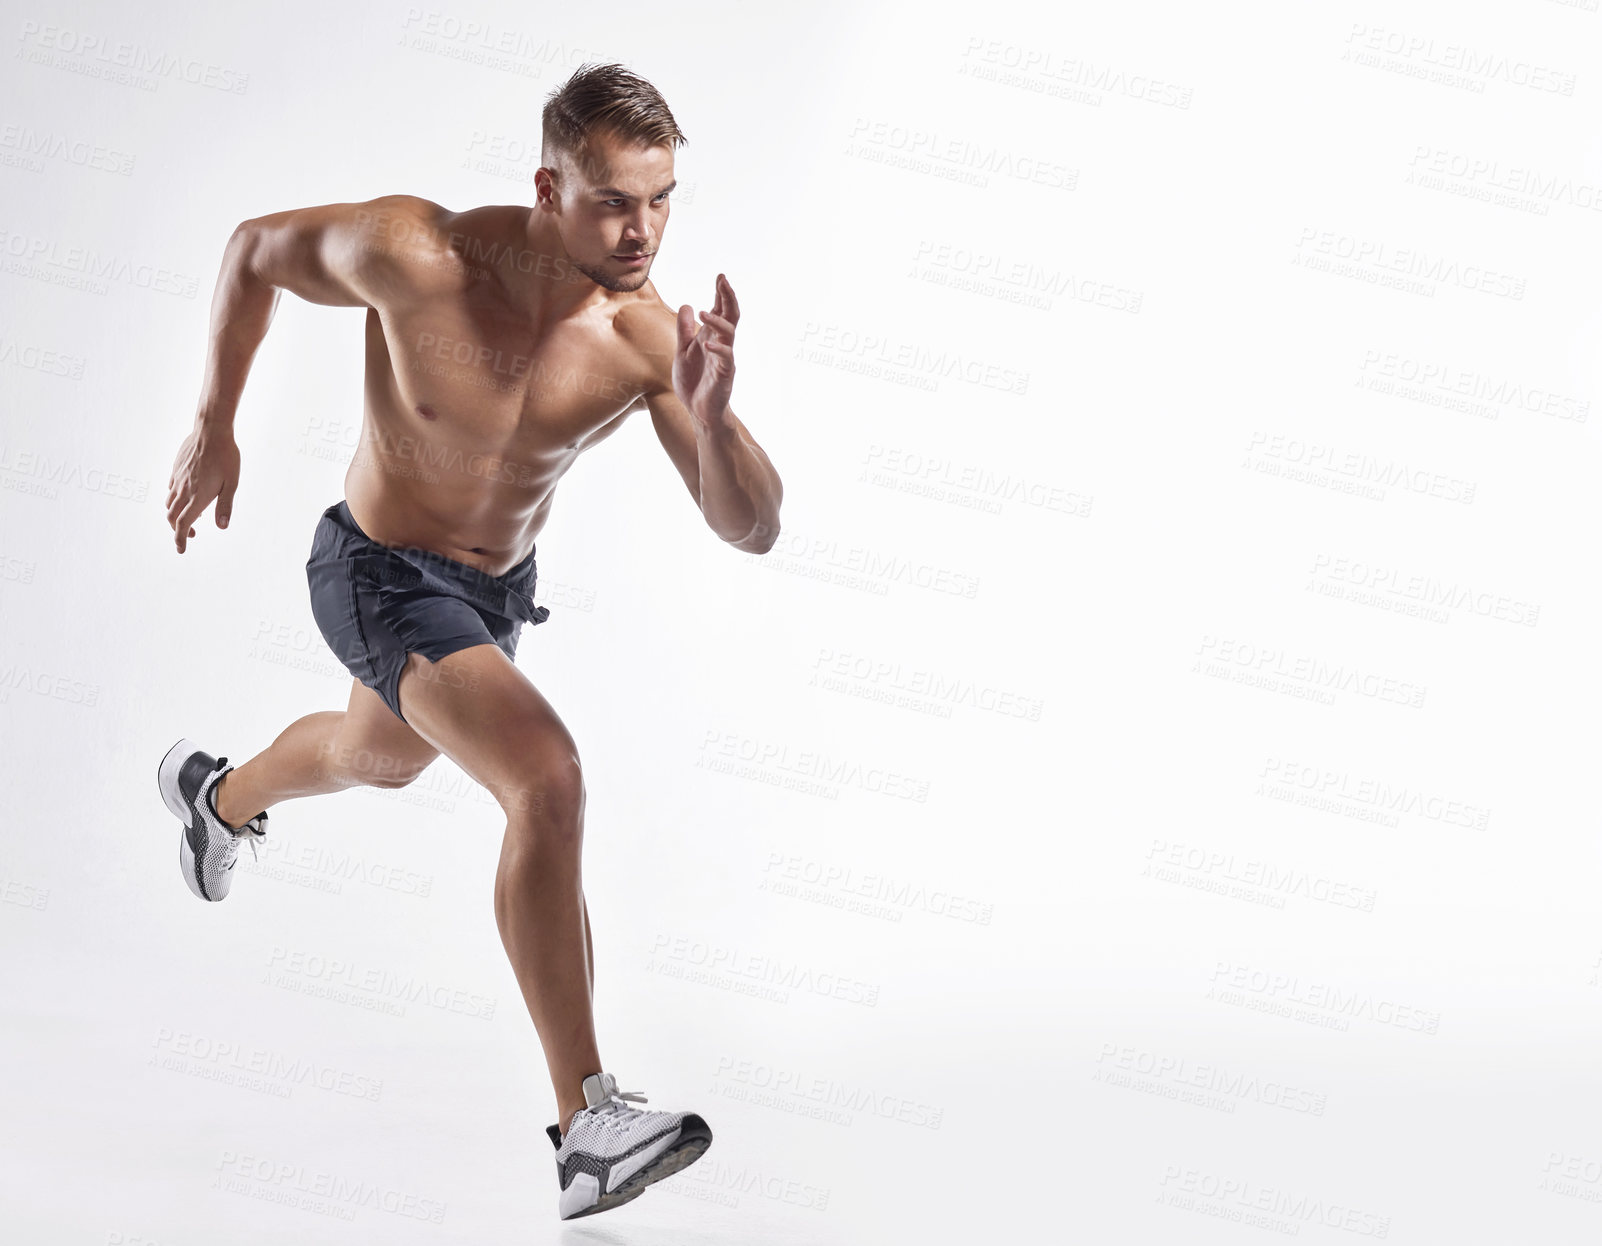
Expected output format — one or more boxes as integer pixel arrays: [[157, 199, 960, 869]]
[[614, 252, 652, 266]]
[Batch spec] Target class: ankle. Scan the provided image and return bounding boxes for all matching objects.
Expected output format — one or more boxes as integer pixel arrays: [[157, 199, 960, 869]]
[[558, 1069, 603, 1138], [211, 772, 245, 830]]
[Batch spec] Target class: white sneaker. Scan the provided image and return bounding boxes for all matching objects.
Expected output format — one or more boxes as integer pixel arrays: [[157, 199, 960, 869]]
[[546, 1071, 713, 1219], [157, 738, 268, 902]]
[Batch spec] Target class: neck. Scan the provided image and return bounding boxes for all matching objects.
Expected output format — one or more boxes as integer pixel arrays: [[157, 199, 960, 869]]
[[506, 209, 610, 323]]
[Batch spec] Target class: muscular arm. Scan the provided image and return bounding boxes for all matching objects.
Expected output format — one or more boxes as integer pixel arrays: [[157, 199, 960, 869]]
[[193, 194, 442, 430], [168, 195, 445, 551], [625, 303, 783, 554]]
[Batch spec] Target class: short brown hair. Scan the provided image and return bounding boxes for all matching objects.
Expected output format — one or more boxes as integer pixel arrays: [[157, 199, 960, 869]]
[[542, 62, 687, 180]]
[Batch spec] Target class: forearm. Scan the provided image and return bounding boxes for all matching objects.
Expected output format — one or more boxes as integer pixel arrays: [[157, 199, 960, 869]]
[[195, 224, 280, 432], [696, 416, 782, 552]]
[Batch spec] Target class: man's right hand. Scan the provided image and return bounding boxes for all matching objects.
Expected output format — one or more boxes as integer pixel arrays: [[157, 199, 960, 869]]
[[166, 424, 240, 553]]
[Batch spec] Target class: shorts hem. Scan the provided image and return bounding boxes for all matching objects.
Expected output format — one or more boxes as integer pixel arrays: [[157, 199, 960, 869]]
[[379, 637, 512, 726]]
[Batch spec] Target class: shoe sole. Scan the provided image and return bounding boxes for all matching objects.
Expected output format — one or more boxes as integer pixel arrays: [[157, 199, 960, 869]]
[[561, 1123, 713, 1220], [158, 737, 217, 902]]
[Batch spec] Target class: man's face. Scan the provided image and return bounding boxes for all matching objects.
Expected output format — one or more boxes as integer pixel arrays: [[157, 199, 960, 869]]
[[545, 130, 675, 293]]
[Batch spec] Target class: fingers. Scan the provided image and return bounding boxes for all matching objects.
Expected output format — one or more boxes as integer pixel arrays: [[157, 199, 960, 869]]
[[717, 272, 739, 323], [216, 477, 237, 528], [677, 303, 698, 352], [697, 309, 735, 339], [172, 497, 206, 552]]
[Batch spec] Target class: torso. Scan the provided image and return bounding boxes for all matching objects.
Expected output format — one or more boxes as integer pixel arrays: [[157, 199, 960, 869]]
[[344, 204, 657, 576]]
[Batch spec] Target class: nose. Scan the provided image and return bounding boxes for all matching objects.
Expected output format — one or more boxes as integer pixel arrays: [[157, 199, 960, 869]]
[[620, 206, 651, 246]]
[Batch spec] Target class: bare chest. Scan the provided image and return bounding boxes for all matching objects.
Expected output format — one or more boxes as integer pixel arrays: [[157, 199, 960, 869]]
[[365, 298, 645, 457]]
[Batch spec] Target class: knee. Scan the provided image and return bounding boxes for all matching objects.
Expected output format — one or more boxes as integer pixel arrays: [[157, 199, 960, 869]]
[[365, 765, 428, 790], [502, 747, 585, 830]]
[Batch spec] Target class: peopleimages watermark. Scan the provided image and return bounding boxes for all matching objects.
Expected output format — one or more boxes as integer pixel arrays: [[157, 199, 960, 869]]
[[957, 36, 1196, 109], [1405, 144, 1602, 221], [1206, 960, 1441, 1035], [646, 934, 880, 1007], [14, 21, 250, 93], [656, 1156, 830, 1211], [0, 227, 199, 297], [0, 658, 102, 708], [1257, 757, 1490, 831], [1356, 345, 1588, 422], [213, 1150, 446, 1223], [1307, 553, 1538, 626], [1540, 1151, 1602, 1204], [1244, 430, 1476, 502], [1195, 634, 1426, 709], [760, 852, 992, 924], [1143, 839, 1378, 912], [0, 124, 135, 174], [0, 444, 149, 501], [699, 729, 930, 802], [796, 319, 1029, 395], [712, 1055, 942, 1129], [809, 648, 1045, 721], [0, 876, 49, 910], [149, 1027, 383, 1103], [1092, 1041, 1328, 1116], [263, 946, 496, 1020], [1157, 1164, 1391, 1237], [0, 332, 87, 378], [1341, 22, 1576, 96], [863, 443, 1092, 516]]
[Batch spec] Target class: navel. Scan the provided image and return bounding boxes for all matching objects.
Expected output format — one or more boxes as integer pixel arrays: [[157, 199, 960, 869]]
[[417, 403, 438, 420]]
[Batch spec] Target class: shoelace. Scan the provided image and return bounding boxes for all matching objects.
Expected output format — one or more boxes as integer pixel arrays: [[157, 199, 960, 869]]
[[213, 757, 269, 863], [592, 1085, 650, 1131], [233, 820, 268, 863]]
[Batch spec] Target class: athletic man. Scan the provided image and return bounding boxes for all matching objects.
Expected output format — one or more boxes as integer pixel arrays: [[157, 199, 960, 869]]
[[155, 62, 782, 1219]]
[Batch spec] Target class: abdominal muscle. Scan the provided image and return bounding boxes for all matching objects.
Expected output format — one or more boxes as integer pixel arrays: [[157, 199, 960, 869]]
[[341, 415, 568, 577]]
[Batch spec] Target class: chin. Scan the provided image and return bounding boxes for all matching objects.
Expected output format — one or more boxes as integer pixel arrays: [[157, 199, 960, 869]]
[[578, 260, 651, 293]]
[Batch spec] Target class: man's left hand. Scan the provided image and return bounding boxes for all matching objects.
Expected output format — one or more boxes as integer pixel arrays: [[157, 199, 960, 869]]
[[674, 272, 739, 428]]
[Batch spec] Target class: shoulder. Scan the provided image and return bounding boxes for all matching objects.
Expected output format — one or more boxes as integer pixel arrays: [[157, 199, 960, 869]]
[[352, 194, 454, 251], [359, 198, 525, 296], [612, 289, 680, 400]]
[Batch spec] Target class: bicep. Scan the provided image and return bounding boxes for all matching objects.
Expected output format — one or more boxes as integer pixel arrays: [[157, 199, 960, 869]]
[[237, 194, 439, 309]]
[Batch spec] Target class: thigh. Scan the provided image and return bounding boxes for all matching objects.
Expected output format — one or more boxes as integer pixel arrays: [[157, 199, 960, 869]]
[[394, 643, 584, 824], [329, 679, 442, 786]]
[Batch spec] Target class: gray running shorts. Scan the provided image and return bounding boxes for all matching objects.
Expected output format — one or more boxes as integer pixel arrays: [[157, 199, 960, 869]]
[[305, 499, 552, 725]]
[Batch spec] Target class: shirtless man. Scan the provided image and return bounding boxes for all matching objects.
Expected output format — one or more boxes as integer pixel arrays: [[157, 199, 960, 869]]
[[153, 62, 782, 1220]]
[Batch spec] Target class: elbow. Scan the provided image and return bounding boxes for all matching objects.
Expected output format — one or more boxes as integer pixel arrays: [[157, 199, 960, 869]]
[[743, 477, 782, 555], [225, 220, 265, 288], [736, 518, 781, 555]]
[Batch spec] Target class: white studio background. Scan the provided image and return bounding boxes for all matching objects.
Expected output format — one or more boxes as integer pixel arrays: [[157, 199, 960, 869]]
[[2, 0, 1600, 1243]]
